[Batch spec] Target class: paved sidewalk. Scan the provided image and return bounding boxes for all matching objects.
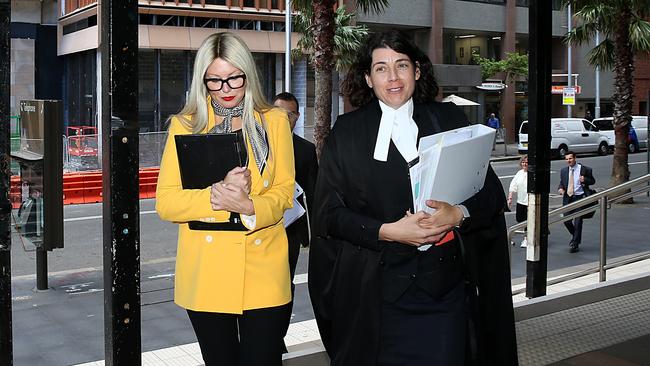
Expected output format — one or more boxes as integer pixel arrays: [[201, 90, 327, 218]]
[[73, 257, 650, 366], [492, 142, 522, 160]]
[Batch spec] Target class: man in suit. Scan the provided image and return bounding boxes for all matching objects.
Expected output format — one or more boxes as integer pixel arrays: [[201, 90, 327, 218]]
[[558, 151, 596, 253], [273, 92, 318, 353], [273, 92, 318, 277]]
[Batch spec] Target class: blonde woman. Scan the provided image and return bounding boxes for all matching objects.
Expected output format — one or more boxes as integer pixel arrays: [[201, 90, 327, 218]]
[[156, 32, 295, 366], [508, 155, 528, 247]]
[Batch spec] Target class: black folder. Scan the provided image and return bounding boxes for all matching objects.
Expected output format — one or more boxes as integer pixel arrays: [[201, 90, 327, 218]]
[[175, 133, 248, 231]]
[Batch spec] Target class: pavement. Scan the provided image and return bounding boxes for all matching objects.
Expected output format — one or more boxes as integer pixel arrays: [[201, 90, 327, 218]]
[[69, 258, 650, 366], [9, 142, 650, 366]]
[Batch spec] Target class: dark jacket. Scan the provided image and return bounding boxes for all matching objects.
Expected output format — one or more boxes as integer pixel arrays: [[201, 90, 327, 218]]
[[558, 164, 595, 205], [286, 133, 318, 248], [308, 100, 518, 366]]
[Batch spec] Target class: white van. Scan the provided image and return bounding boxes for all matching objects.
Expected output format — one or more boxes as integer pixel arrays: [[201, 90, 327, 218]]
[[592, 116, 648, 153], [517, 118, 609, 157]]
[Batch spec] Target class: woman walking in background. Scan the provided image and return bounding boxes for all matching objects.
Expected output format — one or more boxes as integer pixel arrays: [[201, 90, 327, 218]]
[[508, 155, 529, 247]]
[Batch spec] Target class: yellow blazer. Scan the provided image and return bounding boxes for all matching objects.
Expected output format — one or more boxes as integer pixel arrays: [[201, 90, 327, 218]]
[[156, 102, 295, 314]]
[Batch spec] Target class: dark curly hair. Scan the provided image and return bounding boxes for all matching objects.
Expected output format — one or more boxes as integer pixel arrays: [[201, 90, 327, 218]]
[[342, 30, 439, 108]]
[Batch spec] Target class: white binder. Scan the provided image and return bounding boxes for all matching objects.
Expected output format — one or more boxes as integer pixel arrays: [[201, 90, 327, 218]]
[[411, 124, 496, 213]]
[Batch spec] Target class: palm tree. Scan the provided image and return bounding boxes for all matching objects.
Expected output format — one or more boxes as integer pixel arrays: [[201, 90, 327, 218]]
[[291, 0, 388, 156], [564, 0, 650, 186], [292, 6, 369, 72]]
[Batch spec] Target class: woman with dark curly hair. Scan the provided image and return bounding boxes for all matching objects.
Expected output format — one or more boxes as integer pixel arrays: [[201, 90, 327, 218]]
[[309, 31, 518, 365]]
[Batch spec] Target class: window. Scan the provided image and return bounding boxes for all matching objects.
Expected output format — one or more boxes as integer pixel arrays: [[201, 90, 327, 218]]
[[64, 50, 97, 129], [139, 50, 156, 132], [592, 119, 614, 131], [160, 51, 188, 126], [566, 121, 583, 132]]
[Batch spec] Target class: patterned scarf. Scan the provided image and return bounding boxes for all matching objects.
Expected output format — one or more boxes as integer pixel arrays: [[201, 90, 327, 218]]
[[209, 99, 268, 174]]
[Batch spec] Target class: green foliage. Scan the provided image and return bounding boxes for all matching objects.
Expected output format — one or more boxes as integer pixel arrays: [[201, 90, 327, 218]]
[[292, 0, 389, 15], [472, 52, 528, 82], [292, 6, 369, 72], [563, 0, 650, 70]]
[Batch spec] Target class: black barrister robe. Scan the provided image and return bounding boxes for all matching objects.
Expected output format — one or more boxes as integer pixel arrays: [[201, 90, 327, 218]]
[[308, 100, 518, 366]]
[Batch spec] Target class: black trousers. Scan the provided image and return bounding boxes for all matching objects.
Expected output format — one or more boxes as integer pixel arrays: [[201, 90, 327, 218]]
[[187, 303, 291, 366], [563, 194, 585, 244], [515, 203, 527, 223], [280, 229, 302, 353], [377, 281, 466, 366]]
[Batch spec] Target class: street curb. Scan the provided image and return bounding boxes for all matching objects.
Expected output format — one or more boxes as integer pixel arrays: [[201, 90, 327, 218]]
[[490, 155, 522, 162]]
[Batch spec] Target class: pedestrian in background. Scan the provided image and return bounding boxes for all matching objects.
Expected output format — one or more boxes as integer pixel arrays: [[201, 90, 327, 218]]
[[309, 30, 518, 366], [156, 32, 295, 366], [487, 112, 501, 150], [558, 151, 595, 253], [273, 91, 318, 353], [487, 112, 500, 129], [508, 155, 529, 247]]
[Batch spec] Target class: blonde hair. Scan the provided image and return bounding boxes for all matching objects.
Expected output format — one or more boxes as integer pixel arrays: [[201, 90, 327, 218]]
[[519, 154, 528, 167], [173, 32, 273, 133]]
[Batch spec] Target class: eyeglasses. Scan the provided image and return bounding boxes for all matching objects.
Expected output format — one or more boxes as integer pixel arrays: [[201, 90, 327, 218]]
[[204, 74, 246, 92]]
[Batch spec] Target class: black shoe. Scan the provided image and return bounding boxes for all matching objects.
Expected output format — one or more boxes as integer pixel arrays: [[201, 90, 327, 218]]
[[569, 243, 580, 253]]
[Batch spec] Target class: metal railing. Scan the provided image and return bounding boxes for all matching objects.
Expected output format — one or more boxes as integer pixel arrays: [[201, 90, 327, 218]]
[[11, 131, 167, 173], [508, 173, 650, 295]]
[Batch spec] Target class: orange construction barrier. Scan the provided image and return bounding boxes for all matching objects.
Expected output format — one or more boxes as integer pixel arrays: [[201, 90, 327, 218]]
[[10, 176, 21, 208], [13, 168, 160, 207], [61, 168, 159, 205]]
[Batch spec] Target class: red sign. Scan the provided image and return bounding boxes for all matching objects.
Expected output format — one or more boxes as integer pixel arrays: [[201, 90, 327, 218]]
[[552, 85, 581, 94]]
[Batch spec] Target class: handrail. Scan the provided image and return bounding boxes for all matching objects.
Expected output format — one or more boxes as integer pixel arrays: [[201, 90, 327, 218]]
[[508, 173, 650, 295]]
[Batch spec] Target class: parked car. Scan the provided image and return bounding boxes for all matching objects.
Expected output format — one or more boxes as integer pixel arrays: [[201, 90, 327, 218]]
[[592, 116, 648, 153], [517, 118, 609, 158]]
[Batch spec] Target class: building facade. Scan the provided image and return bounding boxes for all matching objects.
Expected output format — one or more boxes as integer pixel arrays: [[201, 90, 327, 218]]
[[11, 1, 641, 144], [55, 0, 303, 134], [10, 0, 62, 116]]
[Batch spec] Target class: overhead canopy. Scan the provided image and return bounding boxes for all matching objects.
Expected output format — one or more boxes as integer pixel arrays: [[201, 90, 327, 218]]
[[442, 94, 480, 106]]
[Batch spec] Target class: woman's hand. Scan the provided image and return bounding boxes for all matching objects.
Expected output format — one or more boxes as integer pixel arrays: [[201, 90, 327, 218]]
[[379, 211, 447, 247], [415, 200, 463, 234], [223, 166, 252, 194], [210, 182, 255, 215], [507, 193, 513, 208]]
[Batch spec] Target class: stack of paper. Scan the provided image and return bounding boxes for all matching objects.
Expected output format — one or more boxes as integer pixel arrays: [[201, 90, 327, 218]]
[[284, 183, 306, 227], [410, 124, 495, 213]]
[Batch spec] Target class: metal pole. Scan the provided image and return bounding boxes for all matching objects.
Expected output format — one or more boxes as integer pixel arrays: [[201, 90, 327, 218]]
[[284, 0, 291, 92], [599, 196, 607, 282], [594, 31, 601, 119], [0, 1, 13, 363], [100, 0, 142, 364], [567, 3, 572, 118], [526, 0, 552, 298], [36, 247, 48, 290]]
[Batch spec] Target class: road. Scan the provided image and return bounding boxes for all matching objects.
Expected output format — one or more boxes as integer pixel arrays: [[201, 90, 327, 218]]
[[7, 152, 650, 365]]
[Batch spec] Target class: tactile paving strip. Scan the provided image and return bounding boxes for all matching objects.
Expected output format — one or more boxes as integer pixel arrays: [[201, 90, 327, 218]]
[[516, 288, 650, 365]]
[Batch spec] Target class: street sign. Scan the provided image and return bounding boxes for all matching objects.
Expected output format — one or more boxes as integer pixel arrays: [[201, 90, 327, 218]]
[[552, 85, 581, 94], [563, 87, 576, 105], [476, 82, 507, 90]]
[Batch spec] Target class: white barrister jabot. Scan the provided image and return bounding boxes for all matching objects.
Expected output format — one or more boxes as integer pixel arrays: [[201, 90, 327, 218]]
[[373, 98, 419, 163]]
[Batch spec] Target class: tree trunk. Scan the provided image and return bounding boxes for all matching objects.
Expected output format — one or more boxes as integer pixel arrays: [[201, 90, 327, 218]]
[[314, 69, 333, 157], [311, 0, 336, 158], [610, 3, 634, 194]]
